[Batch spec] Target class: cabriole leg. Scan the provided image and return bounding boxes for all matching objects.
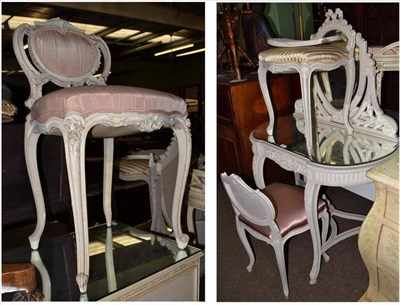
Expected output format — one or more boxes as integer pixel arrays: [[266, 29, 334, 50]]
[[171, 119, 191, 249], [258, 64, 275, 136], [63, 125, 90, 293], [25, 124, 45, 250], [304, 182, 322, 285], [103, 138, 114, 227]]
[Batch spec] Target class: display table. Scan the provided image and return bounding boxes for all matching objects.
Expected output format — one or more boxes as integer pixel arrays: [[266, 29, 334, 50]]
[[359, 153, 399, 302], [2, 223, 203, 301]]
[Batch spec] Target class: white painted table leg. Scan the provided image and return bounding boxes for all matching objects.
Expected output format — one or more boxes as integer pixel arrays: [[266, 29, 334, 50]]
[[304, 182, 322, 285], [171, 119, 191, 249], [252, 143, 267, 189], [258, 64, 275, 136], [103, 138, 114, 227], [25, 125, 46, 250]]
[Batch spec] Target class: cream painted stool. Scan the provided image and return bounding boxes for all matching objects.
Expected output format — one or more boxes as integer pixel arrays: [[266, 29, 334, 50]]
[[258, 8, 356, 155]]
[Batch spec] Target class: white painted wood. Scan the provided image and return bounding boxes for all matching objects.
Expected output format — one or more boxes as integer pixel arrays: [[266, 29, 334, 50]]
[[268, 34, 343, 47], [99, 251, 203, 301], [250, 131, 397, 284], [221, 173, 333, 298], [13, 18, 191, 294], [30, 251, 51, 301], [103, 138, 114, 227], [186, 169, 205, 243], [259, 9, 358, 154]]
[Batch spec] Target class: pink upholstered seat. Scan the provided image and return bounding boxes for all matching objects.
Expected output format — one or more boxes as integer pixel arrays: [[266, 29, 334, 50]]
[[239, 182, 326, 238], [30, 85, 187, 124]]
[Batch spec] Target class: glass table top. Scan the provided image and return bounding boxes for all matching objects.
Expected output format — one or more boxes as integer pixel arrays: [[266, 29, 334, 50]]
[[252, 115, 399, 166], [2, 222, 202, 301]]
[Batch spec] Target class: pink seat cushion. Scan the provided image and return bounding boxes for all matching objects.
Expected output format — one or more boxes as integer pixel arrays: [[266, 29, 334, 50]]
[[239, 183, 326, 238], [30, 85, 187, 123]]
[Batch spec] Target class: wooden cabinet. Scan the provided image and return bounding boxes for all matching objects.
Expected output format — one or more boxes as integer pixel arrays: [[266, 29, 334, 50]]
[[217, 75, 296, 180], [359, 153, 399, 302]]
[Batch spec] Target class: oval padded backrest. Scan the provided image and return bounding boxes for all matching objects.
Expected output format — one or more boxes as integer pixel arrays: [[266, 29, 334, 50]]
[[13, 18, 111, 108], [31, 27, 99, 78]]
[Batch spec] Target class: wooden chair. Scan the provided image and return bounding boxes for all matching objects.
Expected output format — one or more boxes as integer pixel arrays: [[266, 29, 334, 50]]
[[220, 172, 332, 298], [13, 18, 191, 293]]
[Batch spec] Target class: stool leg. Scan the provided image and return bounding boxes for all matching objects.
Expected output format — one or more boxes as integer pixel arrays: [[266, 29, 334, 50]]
[[103, 138, 114, 227], [25, 124, 45, 250], [171, 119, 191, 249], [258, 64, 275, 137], [63, 124, 90, 293]]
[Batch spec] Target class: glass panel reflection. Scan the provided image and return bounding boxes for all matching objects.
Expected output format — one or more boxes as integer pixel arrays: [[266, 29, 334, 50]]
[[2, 222, 201, 301]]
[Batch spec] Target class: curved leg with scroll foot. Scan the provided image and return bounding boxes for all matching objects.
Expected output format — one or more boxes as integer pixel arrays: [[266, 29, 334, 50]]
[[25, 125, 46, 251]]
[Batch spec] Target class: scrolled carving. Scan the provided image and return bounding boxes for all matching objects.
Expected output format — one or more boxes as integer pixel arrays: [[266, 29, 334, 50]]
[[138, 114, 174, 132], [64, 115, 85, 145], [263, 148, 307, 174]]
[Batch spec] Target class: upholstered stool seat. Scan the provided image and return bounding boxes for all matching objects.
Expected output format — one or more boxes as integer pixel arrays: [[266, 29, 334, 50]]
[[31, 85, 187, 124], [259, 43, 348, 65]]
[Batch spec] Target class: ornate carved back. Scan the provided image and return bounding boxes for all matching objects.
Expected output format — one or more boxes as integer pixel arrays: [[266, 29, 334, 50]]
[[313, 8, 356, 54], [294, 8, 398, 141], [220, 173, 276, 227], [12, 18, 111, 109]]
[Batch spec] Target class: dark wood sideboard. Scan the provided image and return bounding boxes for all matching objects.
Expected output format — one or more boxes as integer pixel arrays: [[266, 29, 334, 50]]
[[217, 74, 298, 183]]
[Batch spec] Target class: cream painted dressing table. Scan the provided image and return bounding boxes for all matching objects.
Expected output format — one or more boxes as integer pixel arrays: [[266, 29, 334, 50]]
[[250, 115, 398, 284], [253, 8, 398, 285]]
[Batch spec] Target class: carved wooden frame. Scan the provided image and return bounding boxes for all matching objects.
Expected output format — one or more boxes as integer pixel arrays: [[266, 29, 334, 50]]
[[220, 172, 332, 297], [258, 8, 357, 155], [13, 18, 192, 293], [250, 131, 397, 284]]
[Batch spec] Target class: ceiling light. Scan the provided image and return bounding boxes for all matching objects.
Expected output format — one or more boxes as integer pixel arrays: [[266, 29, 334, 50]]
[[148, 34, 184, 44], [154, 44, 194, 57], [69, 22, 107, 34], [2, 15, 47, 29], [176, 48, 205, 57], [105, 28, 140, 39]]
